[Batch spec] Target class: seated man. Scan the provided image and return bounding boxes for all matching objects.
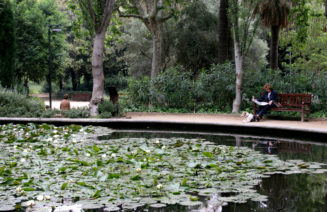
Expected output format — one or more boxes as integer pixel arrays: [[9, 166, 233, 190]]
[[252, 83, 279, 121], [60, 94, 71, 110]]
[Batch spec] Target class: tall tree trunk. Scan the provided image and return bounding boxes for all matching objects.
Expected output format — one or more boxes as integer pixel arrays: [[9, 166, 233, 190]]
[[232, 39, 243, 113], [270, 25, 280, 70], [218, 0, 233, 64], [71, 69, 77, 91], [90, 29, 106, 116], [150, 22, 164, 79], [325, 0, 327, 19]]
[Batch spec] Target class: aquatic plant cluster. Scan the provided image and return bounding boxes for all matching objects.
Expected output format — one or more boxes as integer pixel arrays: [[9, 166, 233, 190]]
[[0, 123, 326, 211]]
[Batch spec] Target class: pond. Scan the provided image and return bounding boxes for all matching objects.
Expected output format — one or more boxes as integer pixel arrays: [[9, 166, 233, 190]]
[[0, 124, 326, 212]]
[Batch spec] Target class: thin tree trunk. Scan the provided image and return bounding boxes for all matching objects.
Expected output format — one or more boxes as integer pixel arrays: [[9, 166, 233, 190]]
[[325, 0, 327, 19], [218, 0, 233, 64], [71, 69, 77, 91], [270, 25, 280, 70], [90, 29, 106, 116], [232, 39, 243, 113], [150, 22, 164, 79]]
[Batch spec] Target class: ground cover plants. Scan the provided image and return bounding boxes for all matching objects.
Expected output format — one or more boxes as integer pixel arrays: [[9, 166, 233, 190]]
[[0, 123, 326, 211]]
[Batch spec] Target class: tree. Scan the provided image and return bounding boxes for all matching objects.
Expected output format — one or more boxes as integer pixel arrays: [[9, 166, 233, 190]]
[[229, 0, 260, 113], [174, 1, 218, 74], [76, 0, 116, 116], [117, 0, 183, 79], [254, 0, 290, 70], [217, 0, 233, 64], [0, 0, 15, 88]]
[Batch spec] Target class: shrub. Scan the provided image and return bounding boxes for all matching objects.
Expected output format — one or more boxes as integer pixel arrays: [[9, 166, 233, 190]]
[[0, 90, 45, 117], [98, 100, 120, 118], [128, 77, 151, 105], [194, 63, 235, 111], [150, 66, 195, 110], [62, 108, 90, 118]]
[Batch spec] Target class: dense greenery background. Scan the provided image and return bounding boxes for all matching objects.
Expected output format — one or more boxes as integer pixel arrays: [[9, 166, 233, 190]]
[[0, 0, 327, 117]]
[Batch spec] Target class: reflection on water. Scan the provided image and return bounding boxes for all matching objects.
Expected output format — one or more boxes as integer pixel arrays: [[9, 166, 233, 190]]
[[100, 130, 327, 212]]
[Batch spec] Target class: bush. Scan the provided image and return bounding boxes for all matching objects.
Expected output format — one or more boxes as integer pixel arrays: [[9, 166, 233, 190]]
[[150, 66, 195, 110], [128, 77, 151, 105], [98, 100, 120, 118], [0, 90, 45, 117], [194, 63, 235, 111], [62, 108, 90, 118]]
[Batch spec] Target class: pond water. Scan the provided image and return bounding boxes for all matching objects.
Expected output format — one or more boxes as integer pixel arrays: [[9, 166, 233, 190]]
[[0, 124, 326, 212], [103, 130, 327, 212]]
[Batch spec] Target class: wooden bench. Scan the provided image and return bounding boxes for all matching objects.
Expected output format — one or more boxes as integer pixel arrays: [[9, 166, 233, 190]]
[[71, 93, 91, 101], [254, 93, 311, 122]]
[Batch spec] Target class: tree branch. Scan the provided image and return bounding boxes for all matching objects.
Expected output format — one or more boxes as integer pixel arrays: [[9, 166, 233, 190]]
[[117, 8, 147, 22], [87, 0, 97, 29], [131, 0, 146, 17], [99, 0, 116, 32]]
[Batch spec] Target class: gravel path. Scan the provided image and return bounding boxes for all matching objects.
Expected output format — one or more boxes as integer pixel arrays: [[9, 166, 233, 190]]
[[126, 112, 327, 134]]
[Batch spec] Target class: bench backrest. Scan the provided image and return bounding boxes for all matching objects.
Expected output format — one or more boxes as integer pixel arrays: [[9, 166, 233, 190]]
[[278, 93, 311, 107], [71, 93, 91, 101]]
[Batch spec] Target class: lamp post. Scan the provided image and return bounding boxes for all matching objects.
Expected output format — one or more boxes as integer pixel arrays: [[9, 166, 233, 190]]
[[48, 26, 62, 109]]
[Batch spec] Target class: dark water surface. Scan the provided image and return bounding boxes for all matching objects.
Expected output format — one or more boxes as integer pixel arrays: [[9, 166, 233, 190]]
[[100, 130, 327, 212]]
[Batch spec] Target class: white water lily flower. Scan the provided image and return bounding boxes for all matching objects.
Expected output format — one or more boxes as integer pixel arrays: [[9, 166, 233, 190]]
[[162, 172, 167, 176], [53, 140, 58, 144], [161, 146, 166, 150], [13, 145, 17, 149], [101, 154, 107, 158], [45, 195, 51, 200], [36, 195, 44, 201], [54, 135, 59, 138], [144, 158, 147, 162], [85, 153, 91, 157], [69, 179, 73, 183], [26, 200, 35, 207], [72, 134, 76, 137], [131, 151, 136, 155], [155, 140, 160, 144], [53, 130, 58, 134], [16, 187, 22, 192], [145, 150, 151, 154], [136, 168, 142, 173], [80, 128, 84, 132], [157, 184, 163, 190], [111, 153, 116, 158], [72, 139, 77, 143], [20, 158, 26, 162], [23, 149, 28, 153]]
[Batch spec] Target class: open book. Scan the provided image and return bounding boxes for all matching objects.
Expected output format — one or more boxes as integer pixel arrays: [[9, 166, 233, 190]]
[[252, 97, 269, 106]]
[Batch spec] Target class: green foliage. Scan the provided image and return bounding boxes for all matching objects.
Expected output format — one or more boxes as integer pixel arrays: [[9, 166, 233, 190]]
[[98, 99, 120, 118], [62, 108, 89, 118], [194, 63, 235, 111], [128, 76, 151, 105], [173, 1, 218, 73], [150, 67, 195, 110], [0, 0, 15, 88], [0, 90, 45, 117], [126, 64, 235, 112]]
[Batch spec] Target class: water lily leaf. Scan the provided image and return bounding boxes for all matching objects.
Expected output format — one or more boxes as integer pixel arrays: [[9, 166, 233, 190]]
[[60, 182, 68, 190], [131, 175, 141, 181], [91, 190, 102, 198], [202, 152, 214, 158]]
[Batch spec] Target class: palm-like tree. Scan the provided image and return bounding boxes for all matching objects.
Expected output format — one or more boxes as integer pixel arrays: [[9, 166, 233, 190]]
[[218, 0, 233, 64], [254, 0, 290, 70]]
